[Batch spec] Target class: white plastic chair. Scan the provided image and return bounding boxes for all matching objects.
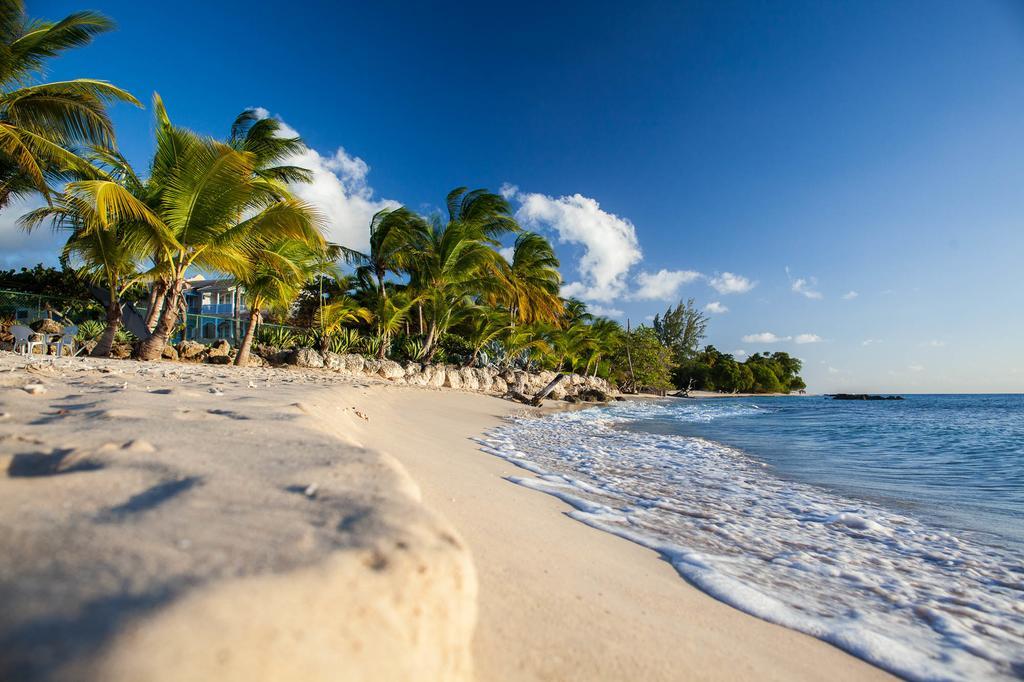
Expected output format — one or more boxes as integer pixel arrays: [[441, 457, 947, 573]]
[[57, 325, 78, 357], [11, 325, 42, 356]]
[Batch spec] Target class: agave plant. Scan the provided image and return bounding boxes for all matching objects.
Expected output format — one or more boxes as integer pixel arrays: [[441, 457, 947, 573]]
[[399, 336, 426, 363], [256, 325, 297, 349], [75, 319, 104, 341], [361, 334, 386, 358], [323, 328, 361, 354]]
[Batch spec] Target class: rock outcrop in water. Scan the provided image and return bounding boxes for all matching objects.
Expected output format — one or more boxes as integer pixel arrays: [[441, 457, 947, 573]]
[[827, 394, 904, 401]]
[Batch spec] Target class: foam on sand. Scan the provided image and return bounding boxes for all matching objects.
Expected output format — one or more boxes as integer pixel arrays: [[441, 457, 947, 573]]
[[480, 400, 1024, 681]]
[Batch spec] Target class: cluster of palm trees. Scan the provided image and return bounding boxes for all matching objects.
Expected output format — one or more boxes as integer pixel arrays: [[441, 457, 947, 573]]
[[0, 0, 628, 378], [311, 188, 626, 377]]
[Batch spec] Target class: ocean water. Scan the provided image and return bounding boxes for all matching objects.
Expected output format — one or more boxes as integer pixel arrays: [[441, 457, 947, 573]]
[[479, 395, 1024, 681]]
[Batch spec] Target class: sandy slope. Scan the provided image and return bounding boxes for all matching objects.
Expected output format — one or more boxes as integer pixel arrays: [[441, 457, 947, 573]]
[[0, 353, 476, 682], [0, 351, 890, 681]]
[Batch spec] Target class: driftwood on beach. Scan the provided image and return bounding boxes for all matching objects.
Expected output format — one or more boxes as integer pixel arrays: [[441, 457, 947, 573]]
[[506, 373, 567, 406]]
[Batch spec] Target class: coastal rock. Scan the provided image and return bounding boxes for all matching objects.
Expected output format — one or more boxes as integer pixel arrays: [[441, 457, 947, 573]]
[[363, 359, 382, 375], [490, 376, 507, 395], [404, 362, 422, 377], [30, 318, 63, 334], [379, 360, 406, 380], [177, 340, 207, 361], [207, 339, 231, 358], [549, 384, 567, 401], [110, 343, 133, 360], [475, 368, 493, 393], [161, 345, 179, 362], [458, 367, 479, 391], [289, 347, 324, 369], [427, 366, 446, 388], [323, 352, 344, 370], [443, 366, 462, 390], [341, 354, 364, 373], [81, 339, 99, 356], [206, 355, 231, 365], [577, 388, 609, 403]]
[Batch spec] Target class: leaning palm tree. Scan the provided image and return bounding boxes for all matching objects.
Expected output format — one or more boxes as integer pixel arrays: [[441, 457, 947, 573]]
[[366, 288, 420, 359], [341, 207, 428, 301], [0, 1, 139, 208], [410, 217, 506, 361], [461, 307, 508, 367], [228, 108, 313, 186], [234, 238, 328, 367], [20, 180, 177, 356], [407, 187, 519, 359], [133, 95, 323, 360], [498, 231, 562, 324]]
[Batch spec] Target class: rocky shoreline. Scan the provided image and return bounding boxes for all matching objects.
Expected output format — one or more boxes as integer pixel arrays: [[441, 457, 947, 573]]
[[79, 337, 618, 404]]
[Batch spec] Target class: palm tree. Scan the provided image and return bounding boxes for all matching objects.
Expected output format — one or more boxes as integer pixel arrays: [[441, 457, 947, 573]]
[[234, 238, 327, 367], [411, 218, 505, 360], [340, 207, 427, 300], [20, 180, 176, 356], [315, 293, 372, 337], [133, 95, 322, 360], [499, 231, 562, 324], [583, 317, 623, 377], [366, 288, 420, 359], [408, 187, 519, 360], [0, 1, 139, 208], [461, 307, 508, 366]]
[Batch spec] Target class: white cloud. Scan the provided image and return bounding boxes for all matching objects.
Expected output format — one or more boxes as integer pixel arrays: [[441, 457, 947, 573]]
[[589, 304, 624, 318], [842, 290, 859, 300], [794, 333, 823, 344], [709, 272, 755, 295], [861, 338, 882, 346], [828, 366, 840, 374], [922, 339, 946, 348], [632, 268, 702, 300], [499, 182, 519, 200], [786, 267, 823, 299], [732, 349, 748, 358], [704, 301, 729, 314], [498, 246, 515, 263], [742, 332, 790, 344], [516, 192, 642, 302], [908, 364, 925, 372], [252, 109, 400, 253]]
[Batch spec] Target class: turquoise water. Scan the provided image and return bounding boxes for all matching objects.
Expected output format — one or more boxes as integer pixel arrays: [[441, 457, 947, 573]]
[[627, 394, 1024, 551], [480, 394, 1024, 680]]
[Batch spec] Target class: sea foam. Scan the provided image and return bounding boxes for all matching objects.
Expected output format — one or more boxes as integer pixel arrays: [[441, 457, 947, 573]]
[[478, 400, 1024, 681]]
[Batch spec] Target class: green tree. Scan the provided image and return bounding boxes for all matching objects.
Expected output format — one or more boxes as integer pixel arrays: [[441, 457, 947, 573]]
[[652, 298, 708, 363], [21, 180, 176, 356], [0, 1, 139, 207], [132, 95, 322, 360], [612, 326, 675, 392], [234, 238, 330, 367]]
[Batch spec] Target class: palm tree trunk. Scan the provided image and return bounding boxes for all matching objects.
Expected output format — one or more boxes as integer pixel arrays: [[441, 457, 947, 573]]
[[235, 309, 260, 366], [91, 293, 123, 358], [136, 278, 183, 360], [417, 304, 424, 335], [422, 320, 438, 362], [144, 279, 167, 331]]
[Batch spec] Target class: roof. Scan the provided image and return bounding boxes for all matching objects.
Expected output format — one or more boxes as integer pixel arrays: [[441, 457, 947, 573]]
[[184, 279, 239, 294]]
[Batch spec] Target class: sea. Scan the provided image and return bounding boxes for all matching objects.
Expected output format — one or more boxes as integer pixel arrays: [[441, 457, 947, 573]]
[[479, 394, 1024, 681]]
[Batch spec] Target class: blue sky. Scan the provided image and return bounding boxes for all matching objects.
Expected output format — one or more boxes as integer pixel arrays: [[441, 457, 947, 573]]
[[4, 0, 1023, 392]]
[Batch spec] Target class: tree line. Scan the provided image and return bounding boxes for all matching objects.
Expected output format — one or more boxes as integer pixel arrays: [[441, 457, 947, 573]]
[[0, 1, 805, 393]]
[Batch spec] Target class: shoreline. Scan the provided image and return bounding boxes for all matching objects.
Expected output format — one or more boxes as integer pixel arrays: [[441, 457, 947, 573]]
[[0, 353, 889, 680]]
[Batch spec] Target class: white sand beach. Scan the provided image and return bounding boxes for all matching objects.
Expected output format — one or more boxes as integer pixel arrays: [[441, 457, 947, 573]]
[[0, 352, 889, 681]]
